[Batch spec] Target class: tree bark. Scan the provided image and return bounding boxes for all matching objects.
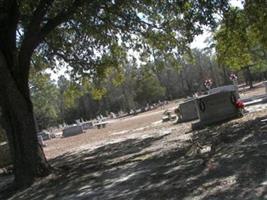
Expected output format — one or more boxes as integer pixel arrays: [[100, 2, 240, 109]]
[[0, 51, 50, 188], [0, 0, 85, 188], [245, 66, 253, 89]]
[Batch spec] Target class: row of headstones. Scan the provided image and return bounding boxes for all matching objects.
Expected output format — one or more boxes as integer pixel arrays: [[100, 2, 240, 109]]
[[177, 85, 243, 129]]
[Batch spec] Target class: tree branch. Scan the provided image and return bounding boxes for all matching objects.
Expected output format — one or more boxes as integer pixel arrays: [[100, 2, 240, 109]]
[[18, 0, 86, 86], [27, 0, 55, 33], [40, 0, 84, 37]]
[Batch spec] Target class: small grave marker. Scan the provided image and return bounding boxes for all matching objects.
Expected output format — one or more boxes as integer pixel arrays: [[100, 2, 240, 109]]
[[63, 125, 84, 137]]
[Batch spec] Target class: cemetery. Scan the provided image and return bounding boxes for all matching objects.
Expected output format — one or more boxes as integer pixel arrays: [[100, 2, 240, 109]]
[[1, 1, 267, 200], [1, 77, 267, 200], [1, 83, 267, 200]]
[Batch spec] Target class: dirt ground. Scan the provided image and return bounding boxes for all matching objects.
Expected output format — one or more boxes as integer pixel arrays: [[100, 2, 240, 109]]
[[1, 84, 267, 200], [44, 102, 178, 159]]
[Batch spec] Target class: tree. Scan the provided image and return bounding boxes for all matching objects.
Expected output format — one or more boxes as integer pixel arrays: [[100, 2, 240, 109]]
[[244, 0, 267, 49], [30, 72, 59, 130], [214, 3, 267, 88], [135, 68, 166, 105], [0, 0, 229, 187]]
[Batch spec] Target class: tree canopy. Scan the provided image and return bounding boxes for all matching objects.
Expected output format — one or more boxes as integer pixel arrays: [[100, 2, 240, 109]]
[[15, 0, 230, 79], [214, 1, 267, 71]]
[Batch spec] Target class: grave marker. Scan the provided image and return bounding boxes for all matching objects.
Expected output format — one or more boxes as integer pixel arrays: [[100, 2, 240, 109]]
[[192, 91, 242, 129], [176, 98, 198, 122], [63, 125, 84, 137]]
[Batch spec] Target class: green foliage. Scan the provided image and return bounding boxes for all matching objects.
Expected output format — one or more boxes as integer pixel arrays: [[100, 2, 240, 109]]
[[30, 72, 60, 129], [15, 0, 230, 80], [244, 0, 267, 48], [215, 8, 253, 69], [63, 83, 84, 108], [134, 69, 166, 105], [215, 3, 267, 71], [91, 88, 107, 100]]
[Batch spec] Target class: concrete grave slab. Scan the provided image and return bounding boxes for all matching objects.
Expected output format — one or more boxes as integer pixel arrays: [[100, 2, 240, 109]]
[[63, 125, 84, 137], [177, 98, 198, 122]]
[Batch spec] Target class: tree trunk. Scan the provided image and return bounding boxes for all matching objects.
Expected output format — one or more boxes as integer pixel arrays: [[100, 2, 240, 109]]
[[0, 51, 50, 188], [222, 64, 230, 85], [245, 66, 253, 89]]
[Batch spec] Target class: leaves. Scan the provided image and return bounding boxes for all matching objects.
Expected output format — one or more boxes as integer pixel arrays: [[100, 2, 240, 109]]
[[214, 3, 267, 71], [15, 0, 230, 81], [29, 72, 60, 128]]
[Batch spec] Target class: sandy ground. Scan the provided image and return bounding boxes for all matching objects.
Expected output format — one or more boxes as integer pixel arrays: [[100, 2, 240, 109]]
[[239, 82, 266, 98], [3, 105, 267, 200], [44, 102, 178, 159]]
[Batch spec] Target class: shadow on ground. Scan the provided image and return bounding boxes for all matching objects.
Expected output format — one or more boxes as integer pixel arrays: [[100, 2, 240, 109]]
[[2, 115, 267, 200]]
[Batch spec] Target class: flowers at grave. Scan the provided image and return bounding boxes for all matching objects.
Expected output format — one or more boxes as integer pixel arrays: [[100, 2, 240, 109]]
[[229, 73, 238, 81], [204, 79, 213, 89], [235, 99, 244, 109]]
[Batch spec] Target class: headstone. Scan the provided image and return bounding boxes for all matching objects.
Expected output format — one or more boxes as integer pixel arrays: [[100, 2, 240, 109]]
[[38, 135, 45, 147], [0, 142, 12, 168], [63, 125, 84, 137], [177, 98, 198, 122], [162, 110, 176, 122], [82, 121, 93, 130], [94, 122, 108, 129], [75, 119, 81, 126], [208, 85, 239, 98], [37, 130, 51, 141], [110, 112, 116, 119], [192, 91, 242, 129]]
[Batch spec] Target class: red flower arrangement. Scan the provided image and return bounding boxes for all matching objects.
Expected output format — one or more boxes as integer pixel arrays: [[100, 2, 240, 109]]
[[235, 100, 244, 109]]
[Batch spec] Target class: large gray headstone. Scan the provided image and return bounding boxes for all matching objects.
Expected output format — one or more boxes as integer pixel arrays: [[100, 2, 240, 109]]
[[192, 91, 242, 129], [208, 84, 239, 98]]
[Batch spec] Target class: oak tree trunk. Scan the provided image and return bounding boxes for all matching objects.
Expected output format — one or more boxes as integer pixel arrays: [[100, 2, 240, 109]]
[[0, 50, 51, 188]]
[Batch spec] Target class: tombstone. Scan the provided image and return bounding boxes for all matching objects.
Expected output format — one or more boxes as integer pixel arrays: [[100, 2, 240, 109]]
[[75, 119, 82, 126], [82, 121, 93, 130], [208, 85, 239, 98], [0, 142, 12, 168], [110, 112, 117, 119], [63, 125, 84, 137], [176, 98, 198, 122], [162, 110, 176, 122], [94, 121, 108, 129], [37, 130, 51, 141], [38, 135, 46, 147], [192, 91, 242, 129]]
